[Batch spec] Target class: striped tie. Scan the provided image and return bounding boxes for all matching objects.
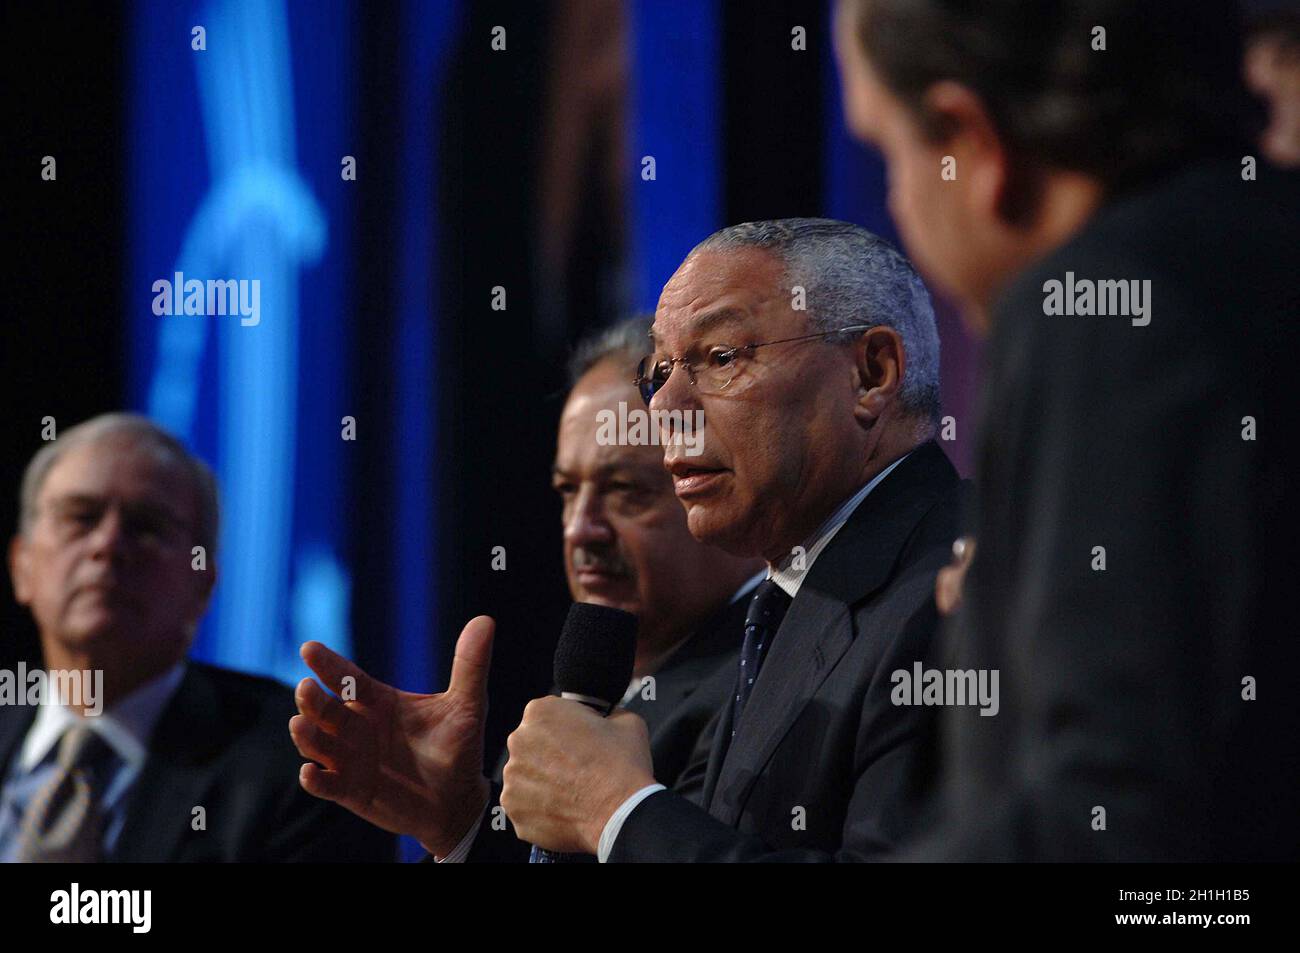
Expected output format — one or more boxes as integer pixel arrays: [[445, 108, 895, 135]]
[[15, 724, 114, 863]]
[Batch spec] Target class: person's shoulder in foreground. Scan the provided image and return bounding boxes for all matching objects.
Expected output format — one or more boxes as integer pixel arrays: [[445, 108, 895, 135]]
[[927, 158, 1300, 861]]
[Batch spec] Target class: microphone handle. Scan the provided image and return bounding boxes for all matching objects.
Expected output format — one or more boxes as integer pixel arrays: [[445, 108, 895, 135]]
[[528, 694, 615, 864]]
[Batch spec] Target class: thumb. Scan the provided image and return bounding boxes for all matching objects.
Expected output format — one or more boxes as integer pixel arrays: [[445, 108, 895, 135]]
[[447, 615, 495, 705]]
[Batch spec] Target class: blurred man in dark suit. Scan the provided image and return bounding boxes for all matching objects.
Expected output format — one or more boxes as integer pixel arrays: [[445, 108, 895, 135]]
[[835, 0, 1299, 860], [290, 320, 763, 861], [1, 413, 394, 861], [498, 219, 965, 861]]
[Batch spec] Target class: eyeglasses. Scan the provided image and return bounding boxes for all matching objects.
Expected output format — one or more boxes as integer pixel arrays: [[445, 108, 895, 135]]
[[634, 324, 875, 405], [43, 498, 192, 553]]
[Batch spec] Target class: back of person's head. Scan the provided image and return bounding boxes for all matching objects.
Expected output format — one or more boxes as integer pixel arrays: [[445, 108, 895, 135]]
[[1246, 7, 1300, 54], [845, 0, 1262, 197]]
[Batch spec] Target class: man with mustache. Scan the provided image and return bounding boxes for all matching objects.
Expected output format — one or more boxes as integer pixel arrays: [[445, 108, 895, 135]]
[[833, 0, 1299, 859], [289, 319, 763, 861], [496, 218, 965, 861], [552, 318, 763, 732], [0, 414, 393, 861]]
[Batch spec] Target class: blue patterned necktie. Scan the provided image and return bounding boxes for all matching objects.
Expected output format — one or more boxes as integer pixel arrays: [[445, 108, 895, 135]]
[[731, 579, 793, 737]]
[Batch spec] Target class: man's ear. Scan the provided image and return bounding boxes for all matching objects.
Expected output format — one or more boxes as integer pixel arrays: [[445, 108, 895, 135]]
[[9, 534, 33, 606], [922, 80, 1010, 224], [852, 326, 906, 425]]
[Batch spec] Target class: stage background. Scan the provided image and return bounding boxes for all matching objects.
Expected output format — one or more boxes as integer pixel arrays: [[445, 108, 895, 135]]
[[4, 0, 981, 857]]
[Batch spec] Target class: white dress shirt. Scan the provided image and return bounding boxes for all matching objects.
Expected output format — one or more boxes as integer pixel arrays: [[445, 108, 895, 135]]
[[0, 661, 186, 859]]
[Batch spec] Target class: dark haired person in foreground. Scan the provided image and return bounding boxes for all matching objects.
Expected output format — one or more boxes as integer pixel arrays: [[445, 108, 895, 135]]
[[835, 0, 1299, 860], [1, 414, 394, 861]]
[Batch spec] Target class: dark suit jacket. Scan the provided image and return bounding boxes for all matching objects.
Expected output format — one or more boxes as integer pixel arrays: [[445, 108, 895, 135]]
[[621, 594, 750, 787], [610, 441, 964, 861], [463, 593, 749, 862], [910, 158, 1300, 861], [0, 661, 396, 862]]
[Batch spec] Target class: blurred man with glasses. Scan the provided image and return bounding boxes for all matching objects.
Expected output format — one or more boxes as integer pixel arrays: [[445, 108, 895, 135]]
[[1, 414, 393, 861]]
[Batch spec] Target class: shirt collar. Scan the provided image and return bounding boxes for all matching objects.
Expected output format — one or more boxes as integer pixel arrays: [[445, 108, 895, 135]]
[[768, 452, 911, 599], [18, 661, 187, 774]]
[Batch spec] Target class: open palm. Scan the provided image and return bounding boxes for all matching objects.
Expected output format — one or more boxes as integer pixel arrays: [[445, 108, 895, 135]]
[[290, 616, 494, 857]]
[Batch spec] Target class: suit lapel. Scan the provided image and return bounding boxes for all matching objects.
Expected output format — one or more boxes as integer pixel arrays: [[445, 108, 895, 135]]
[[677, 595, 750, 809], [0, 705, 37, 780], [707, 442, 957, 824], [109, 664, 226, 862], [701, 680, 736, 809], [627, 601, 735, 733], [707, 591, 853, 824]]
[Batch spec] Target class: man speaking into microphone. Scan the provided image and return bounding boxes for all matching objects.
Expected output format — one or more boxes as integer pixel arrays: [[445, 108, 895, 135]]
[[500, 219, 964, 861], [293, 220, 962, 862]]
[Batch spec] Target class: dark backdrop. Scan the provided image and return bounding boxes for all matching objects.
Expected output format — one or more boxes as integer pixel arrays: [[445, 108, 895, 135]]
[[2, 0, 976, 774]]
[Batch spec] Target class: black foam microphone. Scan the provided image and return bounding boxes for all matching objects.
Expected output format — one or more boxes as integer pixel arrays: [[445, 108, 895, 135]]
[[529, 602, 638, 864]]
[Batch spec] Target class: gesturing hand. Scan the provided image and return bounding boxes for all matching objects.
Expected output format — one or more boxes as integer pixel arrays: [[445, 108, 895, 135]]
[[289, 616, 495, 858]]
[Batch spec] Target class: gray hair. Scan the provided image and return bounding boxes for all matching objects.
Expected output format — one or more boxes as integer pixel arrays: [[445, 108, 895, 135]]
[[566, 315, 655, 387], [690, 218, 941, 422], [18, 413, 220, 556]]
